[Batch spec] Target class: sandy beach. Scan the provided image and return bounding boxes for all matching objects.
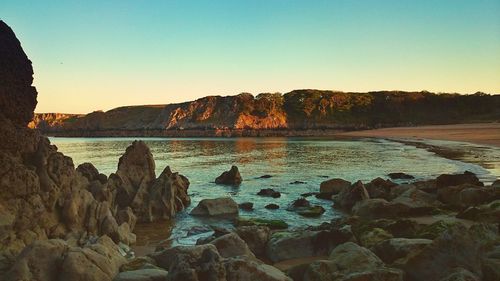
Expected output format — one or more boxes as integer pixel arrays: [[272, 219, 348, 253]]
[[338, 123, 500, 147]]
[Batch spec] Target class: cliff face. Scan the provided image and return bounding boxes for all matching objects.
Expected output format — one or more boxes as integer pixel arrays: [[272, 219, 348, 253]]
[[33, 90, 500, 137], [0, 21, 190, 277]]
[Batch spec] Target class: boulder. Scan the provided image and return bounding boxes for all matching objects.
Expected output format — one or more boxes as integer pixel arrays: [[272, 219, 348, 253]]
[[302, 242, 403, 281], [392, 187, 440, 215], [114, 269, 169, 281], [238, 202, 254, 211], [215, 165, 242, 186], [297, 206, 326, 217], [257, 188, 281, 198], [224, 257, 292, 281], [402, 225, 483, 281], [438, 268, 480, 281], [190, 197, 238, 217], [235, 225, 271, 258], [352, 198, 407, 219], [388, 173, 415, 180], [266, 227, 354, 263], [319, 178, 351, 198], [333, 181, 369, 211], [209, 232, 255, 259], [436, 171, 482, 188], [358, 227, 393, 248], [265, 203, 280, 210], [160, 244, 226, 281], [235, 217, 288, 230], [365, 177, 396, 199], [371, 238, 432, 264]]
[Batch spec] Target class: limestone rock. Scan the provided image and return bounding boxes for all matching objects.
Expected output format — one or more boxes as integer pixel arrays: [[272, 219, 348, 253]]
[[215, 166, 242, 186], [190, 197, 238, 217]]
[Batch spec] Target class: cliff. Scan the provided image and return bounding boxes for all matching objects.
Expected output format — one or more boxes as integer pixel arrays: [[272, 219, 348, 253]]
[[33, 90, 500, 137], [0, 20, 190, 279]]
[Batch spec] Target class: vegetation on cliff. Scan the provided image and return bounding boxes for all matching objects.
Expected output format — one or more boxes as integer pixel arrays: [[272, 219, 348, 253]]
[[32, 90, 500, 136]]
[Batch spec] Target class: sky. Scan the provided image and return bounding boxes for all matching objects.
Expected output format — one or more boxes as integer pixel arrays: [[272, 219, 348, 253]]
[[2, 0, 500, 113]]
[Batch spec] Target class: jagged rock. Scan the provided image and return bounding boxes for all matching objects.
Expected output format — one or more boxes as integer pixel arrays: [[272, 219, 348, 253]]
[[116, 207, 137, 231], [358, 228, 393, 248], [209, 233, 255, 259], [436, 171, 482, 188], [76, 162, 106, 184], [371, 238, 432, 264], [365, 177, 397, 199], [235, 225, 271, 258], [224, 257, 292, 281], [333, 180, 370, 211], [392, 187, 440, 215], [318, 178, 351, 199], [120, 256, 158, 272], [190, 197, 238, 217], [215, 165, 242, 185], [153, 244, 226, 281]]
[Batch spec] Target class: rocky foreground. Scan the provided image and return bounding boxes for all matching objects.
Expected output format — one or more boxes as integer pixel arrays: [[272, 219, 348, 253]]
[[1, 20, 500, 281]]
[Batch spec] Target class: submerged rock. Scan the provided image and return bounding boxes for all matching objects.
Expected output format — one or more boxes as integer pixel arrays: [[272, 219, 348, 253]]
[[265, 203, 280, 210], [215, 165, 242, 186], [190, 197, 239, 217], [238, 202, 254, 211], [257, 188, 281, 198], [388, 172, 415, 180], [235, 217, 288, 230]]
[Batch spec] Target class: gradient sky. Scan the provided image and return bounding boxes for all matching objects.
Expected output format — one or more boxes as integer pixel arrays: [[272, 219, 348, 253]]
[[2, 0, 500, 113]]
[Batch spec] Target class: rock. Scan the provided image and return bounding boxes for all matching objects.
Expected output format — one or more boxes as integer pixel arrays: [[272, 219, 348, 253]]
[[372, 238, 432, 264], [468, 223, 499, 247], [76, 162, 101, 183], [235, 217, 288, 230], [290, 198, 310, 208], [116, 207, 137, 231], [297, 206, 326, 217], [187, 226, 213, 237], [365, 177, 396, 199], [120, 256, 158, 272], [209, 233, 255, 259], [290, 181, 306, 185], [388, 173, 415, 180], [113, 141, 190, 222], [459, 187, 494, 206], [257, 188, 281, 198], [319, 178, 351, 198], [266, 227, 354, 263], [224, 257, 292, 281], [114, 269, 169, 281], [235, 226, 271, 258], [154, 244, 226, 281], [416, 220, 464, 240], [358, 227, 393, 248], [116, 223, 136, 245], [265, 203, 280, 210], [303, 242, 396, 281], [402, 224, 483, 281], [352, 198, 406, 219], [438, 268, 480, 281], [239, 202, 254, 211], [482, 257, 500, 281], [333, 180, 370, 211], [259, 175, 273, 179], [190, 197, 238, 217], [215, 165, 242, 186], [436, 171, 482, 188], [392, 187, 440, 216], [492, 180, 500, 188], [7, 236, 126, 281]]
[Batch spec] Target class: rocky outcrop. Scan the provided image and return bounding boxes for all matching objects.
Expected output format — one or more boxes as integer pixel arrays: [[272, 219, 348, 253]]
[[215, 166, 242, 186]]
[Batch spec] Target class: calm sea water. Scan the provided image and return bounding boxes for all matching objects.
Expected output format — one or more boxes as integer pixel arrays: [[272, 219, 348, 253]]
[[49, 137, 500, 247]]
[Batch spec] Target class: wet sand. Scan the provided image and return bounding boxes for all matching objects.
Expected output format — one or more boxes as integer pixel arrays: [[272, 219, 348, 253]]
[[338, 123, 500, 147]]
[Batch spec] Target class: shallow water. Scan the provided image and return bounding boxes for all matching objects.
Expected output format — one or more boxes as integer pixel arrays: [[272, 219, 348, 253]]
[[49, 137, 500, 248]]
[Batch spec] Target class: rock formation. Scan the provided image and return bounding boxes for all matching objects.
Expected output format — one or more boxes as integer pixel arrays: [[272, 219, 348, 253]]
[[0, 20, 190, 279]]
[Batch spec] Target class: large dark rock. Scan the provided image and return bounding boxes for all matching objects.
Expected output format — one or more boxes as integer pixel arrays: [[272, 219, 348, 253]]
[[215, 165, 242, 186], [436, 171, 482, 188], [333, 180, 370, 211]]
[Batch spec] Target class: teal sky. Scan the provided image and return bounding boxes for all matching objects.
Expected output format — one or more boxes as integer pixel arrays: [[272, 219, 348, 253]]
[[2, 0, 500, 113]]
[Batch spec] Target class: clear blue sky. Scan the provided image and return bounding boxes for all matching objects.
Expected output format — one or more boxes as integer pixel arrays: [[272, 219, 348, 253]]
[[2, 0, 500, 113]]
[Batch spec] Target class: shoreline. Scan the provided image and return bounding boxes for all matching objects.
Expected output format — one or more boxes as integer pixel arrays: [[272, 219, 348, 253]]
[[336, 123, 500, 147]]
